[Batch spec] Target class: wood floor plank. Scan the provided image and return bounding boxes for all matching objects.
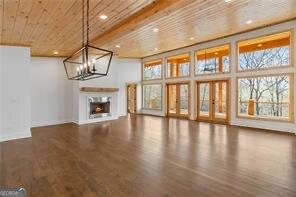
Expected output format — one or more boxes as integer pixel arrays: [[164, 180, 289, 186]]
[[0, 114, 295, 196]]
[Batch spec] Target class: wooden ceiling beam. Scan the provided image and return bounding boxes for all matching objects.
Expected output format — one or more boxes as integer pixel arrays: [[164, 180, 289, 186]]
[[91, 0, 196, 47]]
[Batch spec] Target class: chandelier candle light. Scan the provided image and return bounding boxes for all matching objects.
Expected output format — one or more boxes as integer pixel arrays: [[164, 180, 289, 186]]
[[63, 0, 113, 81]]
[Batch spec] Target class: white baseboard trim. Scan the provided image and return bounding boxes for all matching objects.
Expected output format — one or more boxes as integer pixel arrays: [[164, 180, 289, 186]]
[[31, 120, 72, 128], [76, 116, 119, 125], [230, 120, 295, 134], [0, 129, 32, 142], [140, 110, 165, 117]]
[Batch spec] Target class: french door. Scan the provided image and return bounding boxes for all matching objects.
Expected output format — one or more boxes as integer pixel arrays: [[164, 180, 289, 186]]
[[127, 84, 137, 113], [197, 80, 229, 123], [167, 83, 189, 118]]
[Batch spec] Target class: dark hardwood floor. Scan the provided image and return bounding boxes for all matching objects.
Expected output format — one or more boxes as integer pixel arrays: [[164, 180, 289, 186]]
[[0, 114, 296, 196]]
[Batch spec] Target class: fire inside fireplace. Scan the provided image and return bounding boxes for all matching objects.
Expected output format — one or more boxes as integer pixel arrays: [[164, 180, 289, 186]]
[[88, 97, 111, 119]]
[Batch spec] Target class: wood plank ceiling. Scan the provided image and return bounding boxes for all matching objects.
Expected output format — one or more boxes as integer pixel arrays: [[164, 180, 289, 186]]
[[0, 0, 296, 58]]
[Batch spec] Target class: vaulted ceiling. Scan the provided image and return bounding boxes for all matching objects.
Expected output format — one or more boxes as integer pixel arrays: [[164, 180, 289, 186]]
[[1, 0, 296, 58]]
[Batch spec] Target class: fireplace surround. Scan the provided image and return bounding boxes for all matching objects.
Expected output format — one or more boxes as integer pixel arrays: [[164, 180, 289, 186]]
[[75, 87, 119, 125]]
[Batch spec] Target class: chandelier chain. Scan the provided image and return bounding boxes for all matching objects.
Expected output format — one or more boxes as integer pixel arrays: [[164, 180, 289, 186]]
[[63, 0, 113, 81], [87, 0, 89, 45], [82, 0, 85, 47]]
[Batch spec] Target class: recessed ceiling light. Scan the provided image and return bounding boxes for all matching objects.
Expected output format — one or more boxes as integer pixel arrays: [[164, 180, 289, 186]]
[[257, 43, 263, 47], [153, 28, 159, 32], [115, 45, 120, 48], [246, 20, 253, 24], [224, 0, 232, 3], [190, 37, 195, 40], [100, 15, 108, 20], [154, 48, 158, 51], [53, 51, 58, 55], [214, 52, 218, 55]]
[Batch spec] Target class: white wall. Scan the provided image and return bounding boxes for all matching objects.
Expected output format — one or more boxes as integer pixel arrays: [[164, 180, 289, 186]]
[[30, 56, 142, 126], [78, 57, 142, 118], [0, 46, 31, 141], [30, 56, 142, 125], [142, 20, 296, 134], [29, 56, 142, 126], [30, 57, 73, 127], [116, 58, 142, 115], [1, 48, 141, 141]]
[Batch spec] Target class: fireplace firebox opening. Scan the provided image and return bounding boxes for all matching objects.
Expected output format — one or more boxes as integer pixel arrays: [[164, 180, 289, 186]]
[[88, 96, 111, 119]]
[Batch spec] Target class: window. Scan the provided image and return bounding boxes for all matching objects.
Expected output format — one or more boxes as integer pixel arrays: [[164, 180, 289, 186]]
[[143, 60, 162, 80], [238, 31, 291, 71], [195, 45, 230, 74], [167, 53, 190, 78], [143, 84, 162, 109], [238, 75, 292, 120]]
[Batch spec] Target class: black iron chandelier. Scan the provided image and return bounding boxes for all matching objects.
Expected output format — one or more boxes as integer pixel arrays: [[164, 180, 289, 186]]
[[63, 0, 113, 81]]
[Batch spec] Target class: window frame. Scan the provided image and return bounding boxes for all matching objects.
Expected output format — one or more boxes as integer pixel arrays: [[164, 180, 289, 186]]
[[194, 43, 231, 76], [142, 83, 163, 111], [142, 59, 163, 81], [236, 30, 294, 73], [165, 53, 191, 79], [236, 73, 294, 122]]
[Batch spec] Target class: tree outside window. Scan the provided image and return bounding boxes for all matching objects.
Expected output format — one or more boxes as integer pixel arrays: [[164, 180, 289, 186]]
[[238, 75, 290, 119], [143, 84, 162, 109], [238, 31, 290, 71], [143, 60, 162, 80]]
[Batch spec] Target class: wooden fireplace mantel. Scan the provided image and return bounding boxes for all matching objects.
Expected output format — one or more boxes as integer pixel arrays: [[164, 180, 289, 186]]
[[80, 87, 119, 93]]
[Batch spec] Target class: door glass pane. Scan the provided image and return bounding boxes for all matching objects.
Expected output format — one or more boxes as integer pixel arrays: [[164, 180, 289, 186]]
[[179, 84, 189, 115], [199, 83, 210, 117], [128, 86, 135, 113], [132, 87, 136, 112], [214, 82, 227, 119], [168, 85, 177, 114], [128, 86, 131, 111]]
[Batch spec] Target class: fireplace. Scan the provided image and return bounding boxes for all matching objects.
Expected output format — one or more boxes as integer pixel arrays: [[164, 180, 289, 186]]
[[88, 96, 111, 119]]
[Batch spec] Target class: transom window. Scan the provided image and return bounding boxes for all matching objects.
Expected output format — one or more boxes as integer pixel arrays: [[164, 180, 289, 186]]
[[238, 31, 291, 71], [143, 60, 162, 80], [167, 53, 190, 78], [195, 44, 230, 75], [143, 84, 162, 110], [238, 75, 292, 120]]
